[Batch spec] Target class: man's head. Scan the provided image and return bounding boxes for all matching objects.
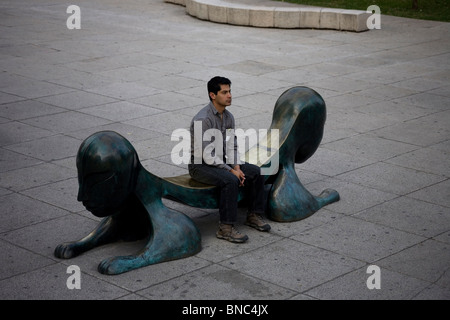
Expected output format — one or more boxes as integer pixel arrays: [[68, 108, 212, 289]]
[[76, 131, 139, 217], [208, 76, 232, 107]]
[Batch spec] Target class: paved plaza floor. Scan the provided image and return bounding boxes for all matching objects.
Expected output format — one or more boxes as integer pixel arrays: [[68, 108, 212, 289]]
[[0, 0, 449, 301]]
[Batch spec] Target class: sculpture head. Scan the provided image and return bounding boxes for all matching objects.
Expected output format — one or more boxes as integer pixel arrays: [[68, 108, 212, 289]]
[[76, 131, 139, 217], [270, 86, 326, 165]]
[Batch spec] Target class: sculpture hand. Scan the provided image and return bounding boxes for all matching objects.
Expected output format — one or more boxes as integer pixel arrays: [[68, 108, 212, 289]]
[[98, 255, 144, 275], [54, 242, 82, 259]]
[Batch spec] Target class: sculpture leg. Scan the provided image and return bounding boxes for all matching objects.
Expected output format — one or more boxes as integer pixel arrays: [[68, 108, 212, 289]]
[[55, 198, 149, 259], [54, 216, 121, 259], [315, 188, 340, 208], [97, 203, 201, 275], [267, 164, 339, 222]]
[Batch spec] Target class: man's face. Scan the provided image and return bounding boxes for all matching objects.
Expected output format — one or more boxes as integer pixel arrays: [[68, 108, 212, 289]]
[[211, 84, 232, 108]]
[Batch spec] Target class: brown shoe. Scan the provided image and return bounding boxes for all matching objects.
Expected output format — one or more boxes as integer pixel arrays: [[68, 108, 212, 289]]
[[216, 223, 248, 243], [245, 213, 271, 232]]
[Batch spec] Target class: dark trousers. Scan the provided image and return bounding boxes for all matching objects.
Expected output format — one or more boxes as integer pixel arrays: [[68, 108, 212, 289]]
[[188, 163, 265, 224]]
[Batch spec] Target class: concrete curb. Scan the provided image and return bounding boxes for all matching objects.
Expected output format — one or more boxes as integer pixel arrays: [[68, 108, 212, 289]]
[[166, 0, 370, 31]]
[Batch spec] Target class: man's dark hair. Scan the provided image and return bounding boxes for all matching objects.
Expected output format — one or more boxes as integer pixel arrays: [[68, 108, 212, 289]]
[[208, 76, 231, 101]]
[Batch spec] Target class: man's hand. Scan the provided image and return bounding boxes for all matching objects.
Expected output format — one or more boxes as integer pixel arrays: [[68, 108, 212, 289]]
[[231, 165, 245, 186]]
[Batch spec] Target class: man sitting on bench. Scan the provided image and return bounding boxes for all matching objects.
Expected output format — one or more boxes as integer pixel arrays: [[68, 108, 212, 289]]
[[188, 76, 271, 243]]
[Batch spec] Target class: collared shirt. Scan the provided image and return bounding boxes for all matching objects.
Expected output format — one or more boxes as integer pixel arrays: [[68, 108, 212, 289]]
[[190, 102, 239, 171]]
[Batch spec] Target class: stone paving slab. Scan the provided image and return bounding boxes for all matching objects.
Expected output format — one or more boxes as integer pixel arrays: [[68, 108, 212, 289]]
[[0, 0, 449, 301]]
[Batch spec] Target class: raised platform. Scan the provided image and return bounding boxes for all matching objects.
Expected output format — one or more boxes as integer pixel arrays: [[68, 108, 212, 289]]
[[166, 0, 371, 32]]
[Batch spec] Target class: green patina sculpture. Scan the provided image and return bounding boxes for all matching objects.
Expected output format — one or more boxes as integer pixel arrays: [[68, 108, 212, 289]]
[[54, 131, 202, 274], [264, 86, 339, 221], [54, 86, 339, 274]]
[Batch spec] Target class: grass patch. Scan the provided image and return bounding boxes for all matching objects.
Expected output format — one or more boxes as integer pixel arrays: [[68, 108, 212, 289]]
[[275, 0, 450, 22]]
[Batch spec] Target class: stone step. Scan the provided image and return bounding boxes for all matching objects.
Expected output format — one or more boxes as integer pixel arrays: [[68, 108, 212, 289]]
[[165, 0, 370, 32]]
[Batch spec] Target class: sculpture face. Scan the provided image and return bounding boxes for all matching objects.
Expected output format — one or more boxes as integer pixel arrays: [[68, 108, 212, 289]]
[[76, 131, 138, 217]]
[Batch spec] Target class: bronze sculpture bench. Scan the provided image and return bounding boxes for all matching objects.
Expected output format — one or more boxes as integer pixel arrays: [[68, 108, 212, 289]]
[[54, 86, 339, 274]]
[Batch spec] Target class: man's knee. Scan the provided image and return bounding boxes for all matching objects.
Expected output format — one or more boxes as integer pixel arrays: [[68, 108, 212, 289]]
[[221, 173, 240, 188], [241, 163, 261, 180]]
